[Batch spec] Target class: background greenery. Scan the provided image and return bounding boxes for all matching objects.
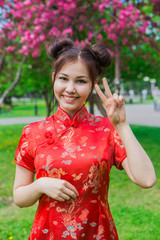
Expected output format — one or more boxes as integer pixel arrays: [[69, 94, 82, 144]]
[[0, 124, 159, 240]]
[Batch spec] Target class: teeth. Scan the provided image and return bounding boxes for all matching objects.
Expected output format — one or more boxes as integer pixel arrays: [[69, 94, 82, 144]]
[[64, 96, 76, 100]]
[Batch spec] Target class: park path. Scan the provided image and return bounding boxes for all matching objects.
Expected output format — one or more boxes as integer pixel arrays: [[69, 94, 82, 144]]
[[0, 104, 159, 127]]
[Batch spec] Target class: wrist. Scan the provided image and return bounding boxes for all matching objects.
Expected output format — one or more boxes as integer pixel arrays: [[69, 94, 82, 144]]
[[114, 121, 130, 134], [34, 178, 44, 197]]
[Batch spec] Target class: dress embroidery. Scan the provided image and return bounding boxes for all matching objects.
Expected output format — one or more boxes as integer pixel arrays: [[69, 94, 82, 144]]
[[15, 105, 127, 240]]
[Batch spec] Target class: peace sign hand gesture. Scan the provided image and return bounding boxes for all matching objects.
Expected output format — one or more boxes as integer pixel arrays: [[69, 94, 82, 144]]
[[95, 78, 127, 127]]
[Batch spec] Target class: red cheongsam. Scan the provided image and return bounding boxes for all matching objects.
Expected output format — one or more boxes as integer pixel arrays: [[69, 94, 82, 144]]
[[15, 105, 127, 240]]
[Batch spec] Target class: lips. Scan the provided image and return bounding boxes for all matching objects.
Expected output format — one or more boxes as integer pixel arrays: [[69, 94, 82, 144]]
[[62, 95, 79, 103]]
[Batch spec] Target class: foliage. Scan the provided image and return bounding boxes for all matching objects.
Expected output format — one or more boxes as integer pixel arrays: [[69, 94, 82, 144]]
[[0, 0, 160, 111], [0, 0, 159, 55], [120, 42, 160, 82]]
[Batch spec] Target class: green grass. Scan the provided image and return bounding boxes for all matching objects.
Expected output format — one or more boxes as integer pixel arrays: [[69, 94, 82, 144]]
[[0, 99, 48, 118], [0, 124, 159, 239]]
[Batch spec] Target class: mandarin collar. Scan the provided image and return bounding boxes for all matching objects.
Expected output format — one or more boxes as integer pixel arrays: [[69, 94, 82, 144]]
[[44, 105, 89, 145], [54, 105, 89, 127]]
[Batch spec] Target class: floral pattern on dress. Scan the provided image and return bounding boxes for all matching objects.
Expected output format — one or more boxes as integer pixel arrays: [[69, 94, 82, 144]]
[[15, 104, 127, 240]]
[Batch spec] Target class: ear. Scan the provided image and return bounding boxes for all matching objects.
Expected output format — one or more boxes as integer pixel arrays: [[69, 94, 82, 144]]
[[52, 72, 55, 83]]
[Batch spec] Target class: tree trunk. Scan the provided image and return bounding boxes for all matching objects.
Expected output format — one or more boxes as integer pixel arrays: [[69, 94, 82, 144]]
[[93, 94, 107, 117], [114, 42, 121, 94], [43, 89, 52, 117], [0, 52, 6, 73], [89, 94, 94, 114], [0, 55, 27, 105]]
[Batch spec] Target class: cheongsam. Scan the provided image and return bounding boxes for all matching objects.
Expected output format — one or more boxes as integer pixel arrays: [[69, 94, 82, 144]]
[[15, 105, 127, 240]]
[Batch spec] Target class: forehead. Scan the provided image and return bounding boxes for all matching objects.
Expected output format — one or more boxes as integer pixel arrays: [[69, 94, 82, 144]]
[[58, 60, 89, 76]]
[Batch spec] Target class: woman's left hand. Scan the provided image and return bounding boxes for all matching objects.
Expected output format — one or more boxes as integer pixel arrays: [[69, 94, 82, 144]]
[[95, 77, 127, 127]]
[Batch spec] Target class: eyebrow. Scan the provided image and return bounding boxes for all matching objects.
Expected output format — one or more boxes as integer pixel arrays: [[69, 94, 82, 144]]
[[59, 73, 88, 79]]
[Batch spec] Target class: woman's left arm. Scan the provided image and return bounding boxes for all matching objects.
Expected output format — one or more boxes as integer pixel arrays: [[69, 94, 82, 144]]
[[95, 78, 156, 188], [115, 122, 156, 188]]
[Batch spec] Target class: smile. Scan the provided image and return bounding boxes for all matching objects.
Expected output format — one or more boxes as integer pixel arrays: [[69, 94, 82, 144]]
[[63, 95, 79, 102]]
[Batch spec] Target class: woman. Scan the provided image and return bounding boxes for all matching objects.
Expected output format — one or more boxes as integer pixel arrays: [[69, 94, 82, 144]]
[[13, 38, 156, 240]]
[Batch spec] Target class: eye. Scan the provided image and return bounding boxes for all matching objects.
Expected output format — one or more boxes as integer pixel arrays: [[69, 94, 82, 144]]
[[59, 77, 68, 81], [77, 79, 86, 84]]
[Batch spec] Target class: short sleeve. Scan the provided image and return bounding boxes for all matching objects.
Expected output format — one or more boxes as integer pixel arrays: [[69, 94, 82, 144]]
[[112, 127, 127, 170], [15, 126, 35, 173]]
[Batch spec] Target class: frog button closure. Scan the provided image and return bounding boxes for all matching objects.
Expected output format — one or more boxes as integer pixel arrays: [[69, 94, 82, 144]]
[[73, 119, 79, 128], [45, 131, 55, 144], [64, 119, 79, 128], [64, 119, 70, 127]]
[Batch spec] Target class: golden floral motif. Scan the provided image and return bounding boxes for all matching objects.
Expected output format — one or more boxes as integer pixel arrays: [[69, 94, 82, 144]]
[[47, 167, 67, 178], [72, 173, 83, 181], [83, 163, 100, 194]]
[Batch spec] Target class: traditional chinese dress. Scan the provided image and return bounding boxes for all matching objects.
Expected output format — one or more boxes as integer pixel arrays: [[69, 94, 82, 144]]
[[15, 105, 127, 240]]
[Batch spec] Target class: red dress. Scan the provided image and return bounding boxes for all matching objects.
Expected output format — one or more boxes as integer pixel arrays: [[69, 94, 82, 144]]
[[15, 105, 127, 240]]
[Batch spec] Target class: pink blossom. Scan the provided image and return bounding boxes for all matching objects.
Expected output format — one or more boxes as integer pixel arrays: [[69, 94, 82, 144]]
[[3, 12, 8, 18], [34, 25, 43, 33], [135, 9, 140, 16], [79, 25, 84, 31], [62, 28, 73, 36], [39, 34, 45, 42], [122, 38, 128, 44], [110, 23, 115, 30], [0, 0, 4, 8], [49, 27, 58, 37], [144, 37, 149, 42], [32, 49, 39, 57], [99, 4, 105, 12], [85, 39, 89, 44], [10, 31, 18, 40], [65, 17, 71, 24], [97, 34, 102, 40], [101, 19, 106, 25], [139, 26, 146, 34], [88, 32, 93, 40], [30, 33, 36, 39], [104, 26, 108, 33], [93, 3, 99, 8], [113, 1, 122, 10], [0, 0, 153, 58], [75, 39, 79, 46], [143, 21, 149, 28], [118, 22, 125, 29], [19, 45, 29, 55], [108, 33, 117, 43], [81, 41, 86, 47], [6, 46, 16, 52], [23, 0, 32, 6]]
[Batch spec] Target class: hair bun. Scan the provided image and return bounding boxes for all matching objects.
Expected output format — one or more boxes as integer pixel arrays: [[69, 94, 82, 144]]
[[47, 38, 74, 59], [91, 44, 112, 68]]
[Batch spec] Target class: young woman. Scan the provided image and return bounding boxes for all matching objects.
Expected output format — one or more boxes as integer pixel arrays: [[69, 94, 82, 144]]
[[13, 38, 156, 240]]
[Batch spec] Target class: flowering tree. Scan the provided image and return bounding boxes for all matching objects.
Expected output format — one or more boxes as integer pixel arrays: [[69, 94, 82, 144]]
[[0, 0, 159, 113]]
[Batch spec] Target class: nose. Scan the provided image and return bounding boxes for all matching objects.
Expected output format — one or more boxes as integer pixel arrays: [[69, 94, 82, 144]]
[[66, 81, 76, 93]]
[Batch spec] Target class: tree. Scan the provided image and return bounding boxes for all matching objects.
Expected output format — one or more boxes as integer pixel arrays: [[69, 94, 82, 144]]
[[0, 0, 159, 115]]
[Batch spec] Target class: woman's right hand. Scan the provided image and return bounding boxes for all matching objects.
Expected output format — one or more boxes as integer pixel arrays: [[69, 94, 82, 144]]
[[37, 177, 79, 202]]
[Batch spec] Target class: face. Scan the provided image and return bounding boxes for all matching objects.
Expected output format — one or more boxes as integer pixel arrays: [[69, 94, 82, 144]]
[[54, 60, 92, 118]]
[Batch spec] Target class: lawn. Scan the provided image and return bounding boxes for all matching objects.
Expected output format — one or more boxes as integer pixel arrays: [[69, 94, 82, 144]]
[[0, 99, 48, 118], [0, 124, 159, 240]]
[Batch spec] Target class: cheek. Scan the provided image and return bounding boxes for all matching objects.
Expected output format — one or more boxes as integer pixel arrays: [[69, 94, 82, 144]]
[[53, 81, 63, 95], [78, 85, 92, 98]]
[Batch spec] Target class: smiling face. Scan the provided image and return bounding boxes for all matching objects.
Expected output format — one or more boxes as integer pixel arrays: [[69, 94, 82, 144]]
[[54, 60, 93, 118]]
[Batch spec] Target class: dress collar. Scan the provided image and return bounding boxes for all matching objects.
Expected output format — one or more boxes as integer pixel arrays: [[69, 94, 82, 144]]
[[54, 104, 89, 127]]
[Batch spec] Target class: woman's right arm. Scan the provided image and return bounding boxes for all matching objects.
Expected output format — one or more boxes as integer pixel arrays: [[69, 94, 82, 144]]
[[13, 165, 79, 208]]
